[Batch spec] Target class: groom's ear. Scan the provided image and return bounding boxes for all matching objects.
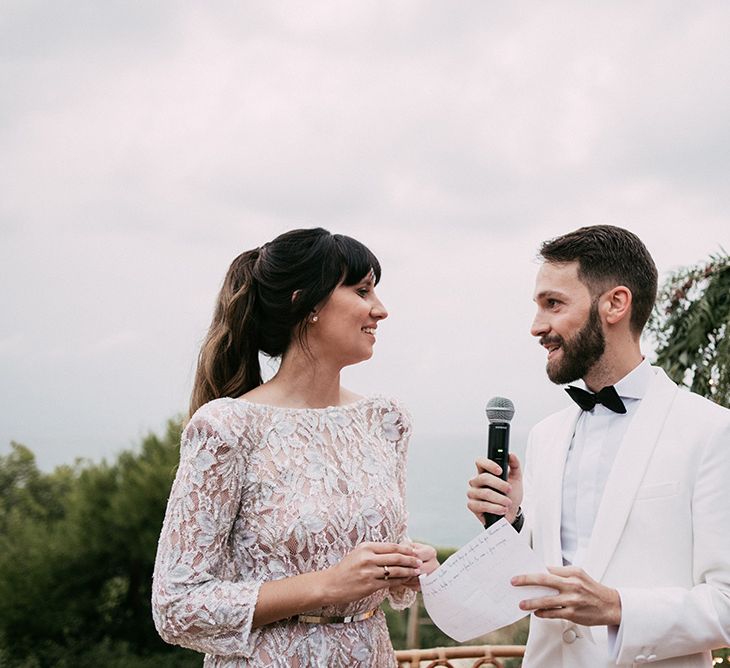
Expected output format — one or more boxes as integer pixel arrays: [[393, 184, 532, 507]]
[[602, 286, 632, 327]]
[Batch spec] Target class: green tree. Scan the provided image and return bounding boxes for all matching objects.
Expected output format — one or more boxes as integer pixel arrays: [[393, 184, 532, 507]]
[[648, 251, 730, 408], [648, 251, 730, 664], [0, 442, 73, 528], [0, 422, 200, 667]]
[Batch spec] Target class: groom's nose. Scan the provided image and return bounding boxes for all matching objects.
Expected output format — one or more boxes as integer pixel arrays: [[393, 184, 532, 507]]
[[530, 311, 549, 338]]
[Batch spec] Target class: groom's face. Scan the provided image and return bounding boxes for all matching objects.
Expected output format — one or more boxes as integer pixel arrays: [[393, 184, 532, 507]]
[[531, 261, 606, 385]]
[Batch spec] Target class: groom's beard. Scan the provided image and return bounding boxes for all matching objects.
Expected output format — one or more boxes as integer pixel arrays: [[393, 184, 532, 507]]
[[543, 302, 605, 385]]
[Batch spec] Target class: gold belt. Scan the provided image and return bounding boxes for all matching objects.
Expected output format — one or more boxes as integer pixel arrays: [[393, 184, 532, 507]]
[[296, 608, 378, 624]]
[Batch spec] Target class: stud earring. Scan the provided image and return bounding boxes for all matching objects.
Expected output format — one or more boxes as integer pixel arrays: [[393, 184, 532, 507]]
[[311, 315, 319, 323]]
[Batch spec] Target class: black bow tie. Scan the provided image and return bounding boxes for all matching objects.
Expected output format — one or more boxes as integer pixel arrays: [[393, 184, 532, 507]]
[[565, 385, 627, 414]]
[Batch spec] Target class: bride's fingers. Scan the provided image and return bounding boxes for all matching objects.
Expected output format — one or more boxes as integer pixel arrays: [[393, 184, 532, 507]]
[[375, 551, 422, 568], [375, 564, 421, 580], [367, 542, 416, 556]]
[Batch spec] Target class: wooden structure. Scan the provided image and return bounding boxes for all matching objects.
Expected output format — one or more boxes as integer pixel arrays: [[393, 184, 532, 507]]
[[395, 644, 525, 667]]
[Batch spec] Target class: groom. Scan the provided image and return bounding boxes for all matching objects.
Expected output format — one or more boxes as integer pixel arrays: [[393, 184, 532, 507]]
[[467, 225, 730, 667]]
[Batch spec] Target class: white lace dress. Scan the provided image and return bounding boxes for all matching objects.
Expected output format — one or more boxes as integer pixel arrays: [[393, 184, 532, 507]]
[[152, 395, 416, 667]]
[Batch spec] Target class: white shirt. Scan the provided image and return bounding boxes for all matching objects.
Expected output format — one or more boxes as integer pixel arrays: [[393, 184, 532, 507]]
[[560, 358, 653, 566]]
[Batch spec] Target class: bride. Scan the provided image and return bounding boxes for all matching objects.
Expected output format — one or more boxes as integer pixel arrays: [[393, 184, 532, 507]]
[[152, 227, 438, 667]]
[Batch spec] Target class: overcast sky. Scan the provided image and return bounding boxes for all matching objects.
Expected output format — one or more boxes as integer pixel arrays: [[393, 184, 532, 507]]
[[1, 2, 728, 541]]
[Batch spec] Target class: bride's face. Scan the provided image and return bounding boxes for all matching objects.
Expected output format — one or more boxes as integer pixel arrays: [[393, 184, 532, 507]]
[[308, 271, 388, 367]]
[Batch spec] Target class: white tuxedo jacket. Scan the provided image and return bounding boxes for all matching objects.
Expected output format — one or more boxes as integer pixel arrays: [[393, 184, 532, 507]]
[[522, 367, 730, 667]]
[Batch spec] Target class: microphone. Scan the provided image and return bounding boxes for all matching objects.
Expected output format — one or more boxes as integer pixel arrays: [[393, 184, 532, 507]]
[[484, 396, 515, 528]]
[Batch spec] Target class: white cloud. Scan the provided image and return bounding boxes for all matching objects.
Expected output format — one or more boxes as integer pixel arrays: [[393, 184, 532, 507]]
[[1, 1, 729, 543]]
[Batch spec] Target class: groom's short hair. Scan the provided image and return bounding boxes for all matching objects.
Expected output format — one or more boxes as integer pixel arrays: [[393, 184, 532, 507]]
[[539, 225, 658, 335]]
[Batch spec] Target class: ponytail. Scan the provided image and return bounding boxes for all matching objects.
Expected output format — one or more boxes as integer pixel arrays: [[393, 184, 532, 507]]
[[188, 249, 262, 417]]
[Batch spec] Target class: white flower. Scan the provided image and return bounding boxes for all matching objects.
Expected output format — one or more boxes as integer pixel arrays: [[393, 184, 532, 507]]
[[362, 506, 384, 527], [265, 429, 281, 452], [194, 449, 216, 471], [382, 411, 402, 441], [302, 514, 327, 533], [268, 559, 286, 576], [361, 452, 381, 475], [331, 411, 352, 427], [352, 642, 370, 661], [169, 563, 193, 583], [274, 419, 296, 437], [238, 531, 257, 549], [195, 511, 216, 535]]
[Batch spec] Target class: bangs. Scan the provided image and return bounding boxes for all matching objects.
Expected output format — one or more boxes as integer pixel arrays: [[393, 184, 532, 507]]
[[333, 234, 382, 286]]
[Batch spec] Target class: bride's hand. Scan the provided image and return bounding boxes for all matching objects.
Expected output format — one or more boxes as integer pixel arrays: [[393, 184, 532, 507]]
[[397, 542, 439, 591], [322, 542, 422, 605], [412, 542, 439, 575]]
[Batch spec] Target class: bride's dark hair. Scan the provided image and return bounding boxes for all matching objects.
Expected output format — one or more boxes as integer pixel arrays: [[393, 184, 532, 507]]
[[189, 228, 381, 417]]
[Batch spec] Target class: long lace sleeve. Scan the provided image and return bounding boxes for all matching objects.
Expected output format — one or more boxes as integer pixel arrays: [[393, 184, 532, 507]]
[[385, 405, 417, 611], [152, 405, 262, 657]]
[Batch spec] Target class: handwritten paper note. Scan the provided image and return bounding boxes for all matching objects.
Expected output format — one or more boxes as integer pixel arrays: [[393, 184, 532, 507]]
[[419, 519, 556, 642]]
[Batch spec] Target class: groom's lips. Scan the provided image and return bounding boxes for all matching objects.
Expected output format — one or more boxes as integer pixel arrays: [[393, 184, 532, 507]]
[[540, 338, 562, 360]]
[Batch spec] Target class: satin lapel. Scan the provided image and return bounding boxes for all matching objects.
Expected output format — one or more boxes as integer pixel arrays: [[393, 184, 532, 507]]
[[540, 407, 581, 567], [582, 368, 679, 581]]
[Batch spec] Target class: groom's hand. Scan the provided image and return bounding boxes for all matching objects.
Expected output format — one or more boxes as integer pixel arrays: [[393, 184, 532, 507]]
[[512, 566, 622, 626], [467, 453, 523, 525]]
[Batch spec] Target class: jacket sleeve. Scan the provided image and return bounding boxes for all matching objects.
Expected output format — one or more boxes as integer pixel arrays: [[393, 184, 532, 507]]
[[610, 416, 730, 664], [151, 408, 263, 657]]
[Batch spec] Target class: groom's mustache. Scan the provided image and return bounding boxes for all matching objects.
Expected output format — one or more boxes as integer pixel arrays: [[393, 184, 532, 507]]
[[539, 335, 564, 348]]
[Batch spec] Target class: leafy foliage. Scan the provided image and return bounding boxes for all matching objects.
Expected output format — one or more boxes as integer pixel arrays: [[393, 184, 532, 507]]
[[0, 422, 200, 667], [648, 251, 730, 408], [1, 424, 475, 666], [649, 251, 730, 663]]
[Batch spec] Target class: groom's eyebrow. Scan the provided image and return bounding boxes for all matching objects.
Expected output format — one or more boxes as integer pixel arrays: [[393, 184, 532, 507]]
[[534, 290, 567, 302]]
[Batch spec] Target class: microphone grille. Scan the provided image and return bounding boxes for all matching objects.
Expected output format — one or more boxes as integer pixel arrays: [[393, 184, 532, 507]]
[[485, 396, 515, 423]]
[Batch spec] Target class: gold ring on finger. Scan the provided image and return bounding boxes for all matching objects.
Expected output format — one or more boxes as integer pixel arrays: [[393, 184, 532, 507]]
[[382, 565, 390, 581]]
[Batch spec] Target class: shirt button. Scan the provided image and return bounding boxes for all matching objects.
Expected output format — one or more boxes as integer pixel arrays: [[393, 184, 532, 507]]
[[562, 627, 578, 643]]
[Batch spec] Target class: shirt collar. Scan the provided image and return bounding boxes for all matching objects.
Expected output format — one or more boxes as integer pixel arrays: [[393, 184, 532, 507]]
[[613, 358, 653, 400], [574, 358, 653, 400]]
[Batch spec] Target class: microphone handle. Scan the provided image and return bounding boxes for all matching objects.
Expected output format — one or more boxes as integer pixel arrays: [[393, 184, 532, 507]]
[[484, 423, 510, 528]]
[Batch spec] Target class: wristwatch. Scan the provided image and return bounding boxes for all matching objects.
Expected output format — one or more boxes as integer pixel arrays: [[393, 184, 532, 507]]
[[511, 506, 524, 532]]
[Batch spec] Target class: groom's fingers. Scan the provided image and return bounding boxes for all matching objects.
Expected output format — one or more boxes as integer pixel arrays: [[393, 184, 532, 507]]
[[466, 486, 512, 517], [475, 456, 504, 477], [467, 484, 511, 504], [468, 458, 515, 520], [511, 572, 561, 588], [506, 453, 522, 481], [470, 469, 512, 496]]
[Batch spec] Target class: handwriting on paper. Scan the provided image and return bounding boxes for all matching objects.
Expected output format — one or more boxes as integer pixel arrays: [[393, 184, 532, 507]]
[[419, 519, 556, 642]]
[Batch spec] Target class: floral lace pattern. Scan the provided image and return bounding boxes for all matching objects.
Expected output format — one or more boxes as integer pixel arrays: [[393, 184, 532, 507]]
[[152, 395, 415, 667]]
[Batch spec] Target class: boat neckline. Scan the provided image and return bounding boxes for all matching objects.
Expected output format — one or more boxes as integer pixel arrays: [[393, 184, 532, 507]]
[[233, 394, 389, 412]]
